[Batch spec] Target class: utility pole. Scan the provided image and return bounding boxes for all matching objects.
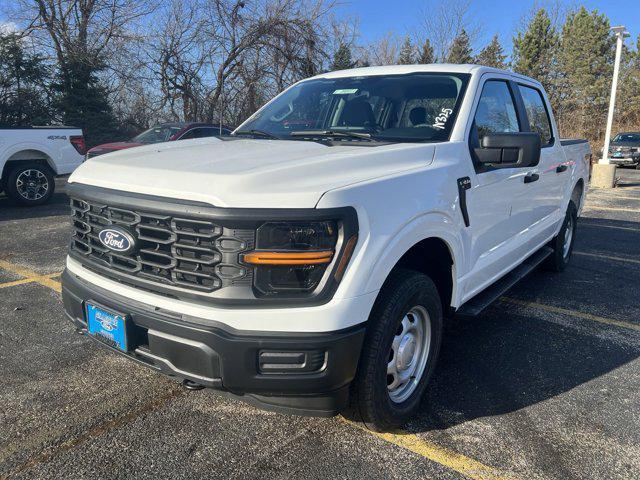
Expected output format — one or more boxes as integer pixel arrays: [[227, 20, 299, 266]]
[[592, 25, 629, 188], [601, 26, 629, 165]]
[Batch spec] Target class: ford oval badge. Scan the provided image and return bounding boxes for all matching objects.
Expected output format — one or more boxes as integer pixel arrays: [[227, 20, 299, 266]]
[[98, 227, 136, 254]]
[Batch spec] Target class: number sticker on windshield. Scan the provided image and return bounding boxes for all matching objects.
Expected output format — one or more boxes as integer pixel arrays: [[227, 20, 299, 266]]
[[433, 108, 453, 130]]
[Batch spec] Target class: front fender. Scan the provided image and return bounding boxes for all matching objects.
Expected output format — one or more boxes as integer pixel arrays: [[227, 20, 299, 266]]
[[362, 211, 464, 300]]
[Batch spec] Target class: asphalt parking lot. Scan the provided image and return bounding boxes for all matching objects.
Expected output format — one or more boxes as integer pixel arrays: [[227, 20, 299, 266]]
[[1, 171, 639, 480]]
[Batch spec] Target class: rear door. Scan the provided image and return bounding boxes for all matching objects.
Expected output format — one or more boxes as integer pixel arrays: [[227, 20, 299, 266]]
[[515, 83, 566, 231]]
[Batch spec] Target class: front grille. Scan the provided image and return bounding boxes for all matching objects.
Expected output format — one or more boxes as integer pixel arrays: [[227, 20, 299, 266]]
[[612, 147, 636, 154], [70, 197, 253, 294]]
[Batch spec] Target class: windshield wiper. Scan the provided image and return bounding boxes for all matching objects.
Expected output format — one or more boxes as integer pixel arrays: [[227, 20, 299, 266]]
[[233, 129, 280, 139], [290, 130, 372, 140]]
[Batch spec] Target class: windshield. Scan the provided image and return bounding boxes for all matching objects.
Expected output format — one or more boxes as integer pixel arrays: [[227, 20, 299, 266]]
[[132, 125, 183, 143], [613, 133, 640, 143], [236, 73, 470, 142]]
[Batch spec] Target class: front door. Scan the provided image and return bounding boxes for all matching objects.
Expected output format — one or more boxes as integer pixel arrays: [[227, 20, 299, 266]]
[[461, 78, 534, 300]]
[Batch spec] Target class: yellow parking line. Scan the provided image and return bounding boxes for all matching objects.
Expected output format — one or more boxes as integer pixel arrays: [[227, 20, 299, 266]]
[[0, 260, 61, 293], [0, 278, 39, 289], [573, 251, 640, 265], [501, 297, 640, 332], [341, 419, 513, 480]]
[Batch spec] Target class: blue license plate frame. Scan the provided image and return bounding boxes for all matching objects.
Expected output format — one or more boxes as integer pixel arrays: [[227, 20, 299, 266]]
[[86, 302, 129, 352]]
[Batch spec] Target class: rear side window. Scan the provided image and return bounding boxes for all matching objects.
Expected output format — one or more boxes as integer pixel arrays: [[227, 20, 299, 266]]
[[474, 81, 520, 141], [194, 127, 220, 138], [179, 129, 197, 140], [518, 85, 553, 146]]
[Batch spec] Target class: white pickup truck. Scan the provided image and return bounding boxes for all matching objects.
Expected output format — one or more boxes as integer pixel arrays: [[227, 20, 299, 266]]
[[0, 127, 85, 205], [61, 65, 590, 431]]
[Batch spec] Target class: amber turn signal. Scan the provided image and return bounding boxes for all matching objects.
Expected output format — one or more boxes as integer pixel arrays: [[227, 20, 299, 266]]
[[334, 235, 358, 281], [243, 250, 334, 265]]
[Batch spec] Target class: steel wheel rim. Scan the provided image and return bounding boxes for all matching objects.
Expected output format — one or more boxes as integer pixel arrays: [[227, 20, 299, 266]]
[[563, 214, 573, 258], [16, 169, 49, 201], [387, 305, 432, 403]]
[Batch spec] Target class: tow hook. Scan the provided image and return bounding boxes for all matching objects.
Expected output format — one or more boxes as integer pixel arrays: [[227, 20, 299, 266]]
[[182, 379, 205, 391]]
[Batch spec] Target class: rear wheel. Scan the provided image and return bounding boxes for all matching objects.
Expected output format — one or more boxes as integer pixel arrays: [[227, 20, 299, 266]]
[[544, 201, 577, 272], [346, 269, 443, 431], [5, 163, 55, 206]]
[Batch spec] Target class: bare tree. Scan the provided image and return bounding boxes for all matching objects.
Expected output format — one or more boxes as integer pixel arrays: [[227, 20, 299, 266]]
[[9, 0, 154, 143], [14, 0, 152, 71], [198, 0, 335, 123], [418, 0, 479, 62], [365, 32, 401, 66], [151, 0, 207, 121]]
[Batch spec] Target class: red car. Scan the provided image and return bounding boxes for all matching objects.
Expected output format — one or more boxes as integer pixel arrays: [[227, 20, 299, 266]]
[[85, 122, 233, 159]]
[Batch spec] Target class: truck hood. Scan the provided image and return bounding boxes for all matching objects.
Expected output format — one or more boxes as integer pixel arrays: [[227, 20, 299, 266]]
[[69, 137, 435, 208]]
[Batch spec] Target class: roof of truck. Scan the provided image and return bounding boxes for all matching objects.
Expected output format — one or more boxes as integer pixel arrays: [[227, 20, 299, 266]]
[[311, 64, 536, 83]]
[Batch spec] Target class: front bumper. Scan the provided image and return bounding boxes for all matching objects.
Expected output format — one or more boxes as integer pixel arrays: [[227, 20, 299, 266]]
[[62, 269, 366, 416]]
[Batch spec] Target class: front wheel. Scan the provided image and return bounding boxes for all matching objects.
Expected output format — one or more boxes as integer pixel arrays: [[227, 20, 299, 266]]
[[5, 163, 55, 206], [346, 269, 443, 431], [544, 201, 577, 272]]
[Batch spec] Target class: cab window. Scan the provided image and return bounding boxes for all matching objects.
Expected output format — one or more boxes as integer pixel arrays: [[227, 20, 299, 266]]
[[474, 80, 520, 142], [518, 85, 553, 146]]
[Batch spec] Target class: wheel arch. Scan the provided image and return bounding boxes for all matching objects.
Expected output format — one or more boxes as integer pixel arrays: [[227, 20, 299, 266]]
[[1, 148, 57, 182], [362, 215, 462, 315], [571, 178, 585, 210], [392, 237, 456, 315]]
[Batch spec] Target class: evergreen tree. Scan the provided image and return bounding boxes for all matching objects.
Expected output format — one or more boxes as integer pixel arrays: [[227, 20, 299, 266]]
[[446, 30, 473, 64], [557, 7, 614, 140], [474, 34, 506, 68], [512, 9, 558, 82], [418, 39, 434, 64], [51, 57, 120, 146], [398, 36, 416, 65], [331, 43, 355, 71], [512, 8, 560, 122], [0, 33, 52, 126]]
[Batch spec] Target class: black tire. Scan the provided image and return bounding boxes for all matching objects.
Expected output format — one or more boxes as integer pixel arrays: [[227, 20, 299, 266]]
[[346, 269, 443, 431], [635, 164, 640, 170], [5, 162, 55, 206], [544, 201, 577, 272]]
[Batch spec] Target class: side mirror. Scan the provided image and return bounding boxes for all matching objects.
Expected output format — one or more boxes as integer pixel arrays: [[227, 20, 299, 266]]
[[475, 132, 541, 167]]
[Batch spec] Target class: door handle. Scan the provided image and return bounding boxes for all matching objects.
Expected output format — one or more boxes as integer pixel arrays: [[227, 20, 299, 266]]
[[524, 173, 539, 184], [556, 164, 568, 173]]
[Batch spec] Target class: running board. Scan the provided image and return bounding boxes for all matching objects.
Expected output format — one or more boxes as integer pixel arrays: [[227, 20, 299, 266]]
[[456, 246, 553, 318]]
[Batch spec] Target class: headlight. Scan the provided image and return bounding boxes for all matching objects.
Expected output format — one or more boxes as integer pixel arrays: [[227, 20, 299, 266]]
[[242, 220, 357, 296]]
